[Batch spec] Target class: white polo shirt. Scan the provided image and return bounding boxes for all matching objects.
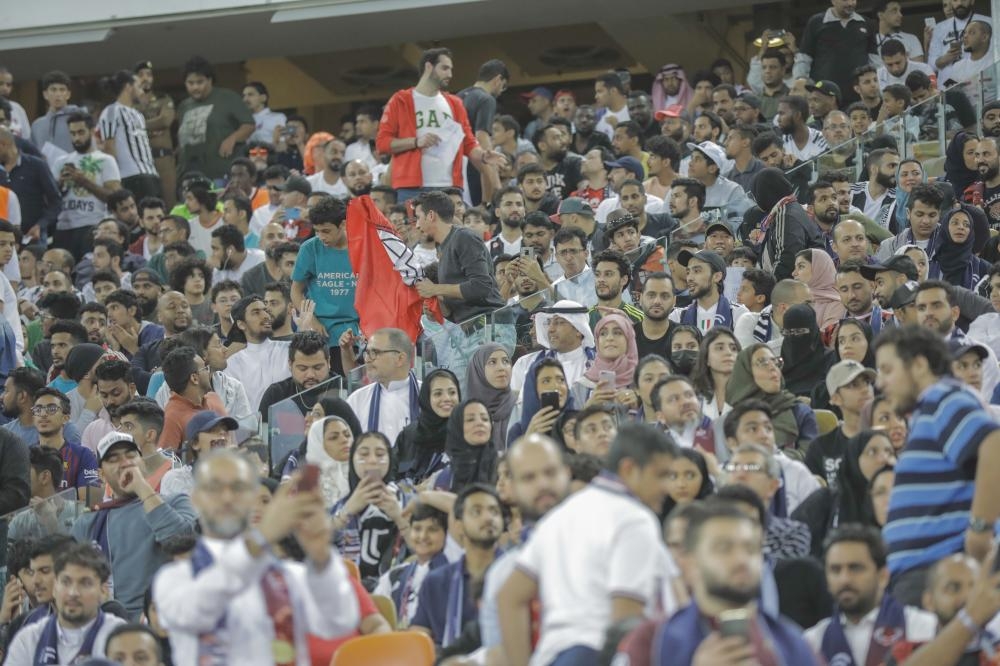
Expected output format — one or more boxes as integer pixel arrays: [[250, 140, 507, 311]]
[[515, 477, 679, 666]]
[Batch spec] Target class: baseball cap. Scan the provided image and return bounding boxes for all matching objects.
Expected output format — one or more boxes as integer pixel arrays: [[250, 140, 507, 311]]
[[738, 93, 762, 110], [554, 89, 575, 101], [678, 249, 726, 276], [133, 60, 153, 74], [654, 104, 688, 122], [132, 268, 163, 287], [887, 281, 920, 311], [705, 221, 734, 238], [185, 410, 239, 442], [859, 255, 919, 282], [603, 156, 644, 181], [549, 197, 594, 224], [97, 431, 140, 463], [520, 87, 553, 101], [948, 339, 989, 361], [277, 175, 312, 196], [686, 141, 727, 171], [806, 80, 842, 102], [825, 359, 877, 396]]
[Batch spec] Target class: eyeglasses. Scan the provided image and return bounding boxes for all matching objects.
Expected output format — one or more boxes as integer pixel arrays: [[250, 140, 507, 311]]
[[752, 357, 784, 370], [723, 462, 765, 474], [31, 405, 65, 416], [194, 364, 211, 374], [364, 348, 403, 360], [249, 148, 269, 158]]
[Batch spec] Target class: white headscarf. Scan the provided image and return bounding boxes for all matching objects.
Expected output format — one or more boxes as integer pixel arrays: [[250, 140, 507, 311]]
[[306, 416, 352, 509], [533, 300, 595, 350]]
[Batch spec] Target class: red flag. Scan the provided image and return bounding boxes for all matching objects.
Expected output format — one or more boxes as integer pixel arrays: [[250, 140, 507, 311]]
[[346, 196, 439, 342]]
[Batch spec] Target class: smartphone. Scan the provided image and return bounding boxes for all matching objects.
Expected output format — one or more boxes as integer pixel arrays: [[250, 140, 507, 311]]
[[924, 16, 936, 28], [718, 609, 751, 639], [520, 246, 536, 260], [540, 391, 560, 412], [599, 370, 616, 387], [364, 468, 382, 482], [285, 207, 301, 220], [297, 463, 320, 492]]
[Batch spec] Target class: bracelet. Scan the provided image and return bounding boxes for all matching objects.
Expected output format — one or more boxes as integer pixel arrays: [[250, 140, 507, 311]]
[[957, 608, 981, 634]]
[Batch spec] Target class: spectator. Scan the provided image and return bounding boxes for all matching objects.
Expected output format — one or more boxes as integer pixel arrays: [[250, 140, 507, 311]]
[[533, 124, 582, 200], [98, 70, 161, 201], [30, 70, 86, 154], [670, 249, 748, 330], [32, 387, 100, 500], [594, 72, 631, 139], [115, 398, 173, 491], [778, 95, 829, 162], [927, 0, 989, 72], [805, 80, 841, 129], [0, 419, 31, 516], [175, 56, 254, 181], [241, 239, 297, 298], [2, 366, 48, 445], [458, 59, 507, 205], [878, 38, 934, 89], [752, 168, 826, 280], [159, 346, 226, 450], [209, 224, 265, 285], [853, 64, 884, 117], [306, 138, 348, 198], [724, 124, 764, 192], [0, 127, 61, 241], [874, 1, 925, 61], [796, 0, 879, 103], [242, 81, 286, 144], [735, 267, 776, 314], [224, 295, 292, 411], [522, 87, 555, 143], [652, 375, 714, 450], [258, 330, 333, 421]]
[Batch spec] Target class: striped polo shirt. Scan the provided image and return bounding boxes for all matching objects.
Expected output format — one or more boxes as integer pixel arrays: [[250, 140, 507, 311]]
[[97, 102, 157, 179], [884, 378, 1000, 577]]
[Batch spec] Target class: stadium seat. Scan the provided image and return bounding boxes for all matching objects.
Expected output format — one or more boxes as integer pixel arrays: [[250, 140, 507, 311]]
[[331, 631, 434, 666], [813, 409, 838, 436], [342, 558, 360, 581], [370, 593, 398, 629]]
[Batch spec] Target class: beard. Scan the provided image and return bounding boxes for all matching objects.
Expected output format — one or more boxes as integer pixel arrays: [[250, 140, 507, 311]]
[[954, 4, 971, 18], [835, 585, 879, 618], [71, 139, 91, 153], [271, 309, 287, 330], [203, 514, 249, 540], [549, 149, 568, 163], [349, 182, 372, 197], [137, 297, 157, 320], [1, 402, 18, 418], [501, 216, 523, 230], [328, 159, 342, 173], [875, 170, 896, 189], [466, 534, 499, 550], [705, 577, 760, 607], [979, 161, 999, 180], [691, 283, 714, 300]]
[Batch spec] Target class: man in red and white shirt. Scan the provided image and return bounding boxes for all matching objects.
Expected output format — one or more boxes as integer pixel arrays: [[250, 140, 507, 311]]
[[376, 47, 503, 203]]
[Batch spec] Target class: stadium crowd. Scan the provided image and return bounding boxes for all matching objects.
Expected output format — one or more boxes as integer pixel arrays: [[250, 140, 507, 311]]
[[0, 0, 999, 662]]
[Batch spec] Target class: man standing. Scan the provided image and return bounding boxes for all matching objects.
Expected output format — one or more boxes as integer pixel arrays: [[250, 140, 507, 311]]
[[153, 450, 360, 663], [805, 525, 937, 663], [306, 138, 348, 199], [796, 0, 879, 102], [31, 70, 85, 154], [345, 104, 382, 171], [928, 0, 989, 72], [134, 61, 177, 207], [670, 249, 748, 332], [224, 296, 292, 412], [242, 81, 286, 144], [487, 186, 526, 259], [594, 73, 630, 139], [499, 424, 681, 665], [414, 191, 503, 323], [412, 483, 503, 649], [0, 128, 61, 242], [5, 543, 127, 663], [52, 113, 122, 260], [534, 124, 582, 200], [376, 47, 502, 202], [98, 70, 160, 201], [875, 325, 1000, 605], [175, 56, 254, 182], [73, 431, 197, 617], [967, 137, 1000, 230], [346, 327, 419, 443], [458, 59, 508, 205]]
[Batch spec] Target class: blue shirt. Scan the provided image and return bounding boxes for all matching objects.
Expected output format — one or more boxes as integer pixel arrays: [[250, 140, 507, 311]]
[[245, 231, 259, 249], [410, 557, 479, 647], [885, 378, 1000, 576], [49, 376, 77, 395], [55, 441, 100, 491], [290, 237, 359, 341]]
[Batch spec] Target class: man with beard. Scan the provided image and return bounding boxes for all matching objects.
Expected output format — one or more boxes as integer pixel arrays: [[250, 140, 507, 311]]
[[635, 273, 676, 358], [612, 122, 648, 174], [874, 325, 1000, 605], [257, 331, 332, 424], [209, 224, 265, 286], [668, 177, 708, 242], [928, 0, 990, 71], [656, 105, 691, 147], [644, 502, 818, 665], [591, 249, 645, 327], [51, 112, 122, 260], [412, 483, 502, 648], [831, 219, 872, 264], [618, 179, 675, 242], [861, 254, 918, 310], [644, 136, 681, 200], [685, 141, 751, 231], [965, 137, 1000, 229], [307, 138, 348, 198], [669, 249, 748, 331], [500, 424, 682, 666], [487, 186, 525, 259], [806, 525, 936, 664], [822, 262, 893, 346], [98, 70, 161, 202], [153, 450, 358, 662], [878, 39, 934, 88], [516, 211, 561, 282], [2, 367, 49, 446], [981, 100, 1000, 138], [133, 61, 177, 207], [224, 296, 292, 411], [711, 84, 738, 128], [510, 300, 595, 395], [654, 376, 715, 450], [341, 159, 373, 199], [479, 435, 571, 658], [804, 81, 841, 131], [724, 125, 764, 192], [851, 148, 899, 223], [777, 96, 828, 162], [159, 346, 227, 450], [46, 320, 88, 394], [628, 92, 659, 143], [241, 236, 298, 299], [130, 291, 193, 393], [914, 280, 1000, 401], [263, 281, 295, 340], [533, 124, 582, 200]]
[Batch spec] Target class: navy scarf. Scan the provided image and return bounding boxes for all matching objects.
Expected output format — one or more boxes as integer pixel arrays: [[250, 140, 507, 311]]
[[443, 557, 467, 647], [33, 611, 106, 665], [368, 371, 421, 433], [820, 593, 906, 666], [392, 552, 450, 624], [190, 541, 229, 666], [680, 295, 735, 331], [753, 308, 773, 344]]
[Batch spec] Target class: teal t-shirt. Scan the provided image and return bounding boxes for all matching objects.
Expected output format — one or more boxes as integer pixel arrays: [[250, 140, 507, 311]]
[[291, 237, 359, 341]]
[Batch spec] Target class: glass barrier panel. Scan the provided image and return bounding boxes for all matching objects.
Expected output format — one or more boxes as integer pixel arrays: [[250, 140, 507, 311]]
[[0, 489, 86, 585], [266, 374, 342, 476]]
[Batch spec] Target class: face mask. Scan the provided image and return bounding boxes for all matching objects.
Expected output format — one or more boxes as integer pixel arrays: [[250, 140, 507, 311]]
[[671, 350, 698, 375]]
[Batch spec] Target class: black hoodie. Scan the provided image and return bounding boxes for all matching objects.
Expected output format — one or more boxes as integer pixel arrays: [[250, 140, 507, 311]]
[[751, 168, 824, 281]]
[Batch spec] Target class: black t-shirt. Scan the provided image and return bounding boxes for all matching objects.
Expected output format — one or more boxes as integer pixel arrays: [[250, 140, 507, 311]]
[[457, 86, 496, 135], [545, 156, 582, 200], [804, 426, 849, 489], [634, 320, 674, 359], [982, 183, 1000, 230]]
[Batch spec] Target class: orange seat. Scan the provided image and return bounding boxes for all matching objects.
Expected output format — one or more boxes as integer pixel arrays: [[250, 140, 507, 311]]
[[331, 631, 434, 666], [342, 558, 360, 581]]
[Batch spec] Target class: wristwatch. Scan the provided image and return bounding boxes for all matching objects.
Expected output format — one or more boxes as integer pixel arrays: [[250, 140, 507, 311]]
[[968, 516, 993, 533]]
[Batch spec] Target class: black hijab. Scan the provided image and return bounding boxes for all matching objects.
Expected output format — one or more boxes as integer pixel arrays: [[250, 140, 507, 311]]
[[833, 318, 875, 368], [833, 430, 883, 526], [780, 304, 832, 397], [942, 131, 979, 195], [412, 369, 461, 454], [347, 431, 399, 490], [752, 167, 794, 211], [661, 448, 715, 518], [445, 399, 497, 492]]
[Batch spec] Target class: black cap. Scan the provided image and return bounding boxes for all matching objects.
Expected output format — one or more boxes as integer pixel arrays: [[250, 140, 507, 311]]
[[277, 175, 312, 196], [678, 249, 726, 275], [705, 221, 734, 238], [859, 255, 918, 282], [887, 281, 919, 310], [605, 210, 639, 236], [949, 338, 989, 361]]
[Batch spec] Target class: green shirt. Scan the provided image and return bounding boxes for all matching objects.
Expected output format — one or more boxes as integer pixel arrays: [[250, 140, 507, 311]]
[[176, 87, 253, 179]]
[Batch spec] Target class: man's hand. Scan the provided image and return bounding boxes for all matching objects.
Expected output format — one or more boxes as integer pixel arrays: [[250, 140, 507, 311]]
[[120, 464, 155, 501], [0, 577, 24, 623], [482, 150, 509, 169], [25, 226, 40, 242], [257, 473, 323, 547], [511, 256, 550, 290], [691, 633, 756, 666], [417, 133, 441, 150], [964, 529, 993, 562], [219, 135, 238, 158], [292, 299, 325, 337], [109, 322, 140, 354], [965, 548, 1000, 626], [415, 279, 440, 298]]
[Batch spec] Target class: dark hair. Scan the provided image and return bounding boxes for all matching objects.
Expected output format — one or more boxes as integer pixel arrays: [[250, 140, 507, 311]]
[[752, 131, 783, 157], [779, 95, 809, 123], [905, 70, 933, 92], [162, 346, 199, 394], [494, 114, 521, 135], [183, 56, 215, 82], [9, 367, 45, 401], [420, 47, 453, 72], [866, 147, 900, 175], [517, 163, 545, 184], [619, 178, 645, 196], [289, 330, 330, 363], [231, 295, 264, 324], [633, 353, 672, 388], [212, 224, 245, 253], [650, 375, 696, 412], [872, 324, 952, 378], [916, 278, 957, 307], [309, 195, 347, 227], [371, 185, 397, 203], [573, 404, 616, 439], [741, 269, 776, 307], [80, 302, 107, 318], [454, 482, 501, 519], [853, 64, 878, 83], [615, 120, 642, 141], [41, 70, 71, 90], [723, 398, 774, 439], [879, 38, 907, 58], [592, 249, 631, 284], [682, 500, 755, 553], [823, 523, 888, 568], [210, 279, 243, 303], [39, 290, 80, 320], [105, 624, 163, 661], [162, 214, 191, 239], [727, 247, 758, 266], [30, 447, 64, 487], [170, 257, 212, 295], [7, 537, 35, 578], [836, 260, 866, 279], [263, 164, 290, 181], [101, 69, 135, 98], [477, 59, 509, 82], [691, 328, 741, 398], [645, 136, 681, 170], [690, 69, 721, 89], [54, 542, 111, 582], [106, 189, 135, 216], [728, 123, 759, 142], [493, 184, 524, 208], [415, 190, 455, 222], [523, 211, 555, 232], [553, 226, 588, 249], [33, 386, 70, 414], [222, 193, 253, 223], [696, 111, 724, 135], [596, 72, 625, 95], [65, 111, 93, 129], [93, 238, 124, 262], [187, 185, 218, 212], [711, 484, 767, 528], [30, 534, 76, 562], [760, 49, 786, 67], [670, 177, 706, 210], [605, 422, 679, 473], [846, 101, 872, 118], [410, 502, 449, 531], [243, 80, 268, 100], [270, 241, 300, 263], [907, 182, 944, 210], [356, 104, 382, 123], [94, 358, 133, 385], [137, 197, 166, 217], [49, 319, 88, 345], [116, 398, 165, 439]]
